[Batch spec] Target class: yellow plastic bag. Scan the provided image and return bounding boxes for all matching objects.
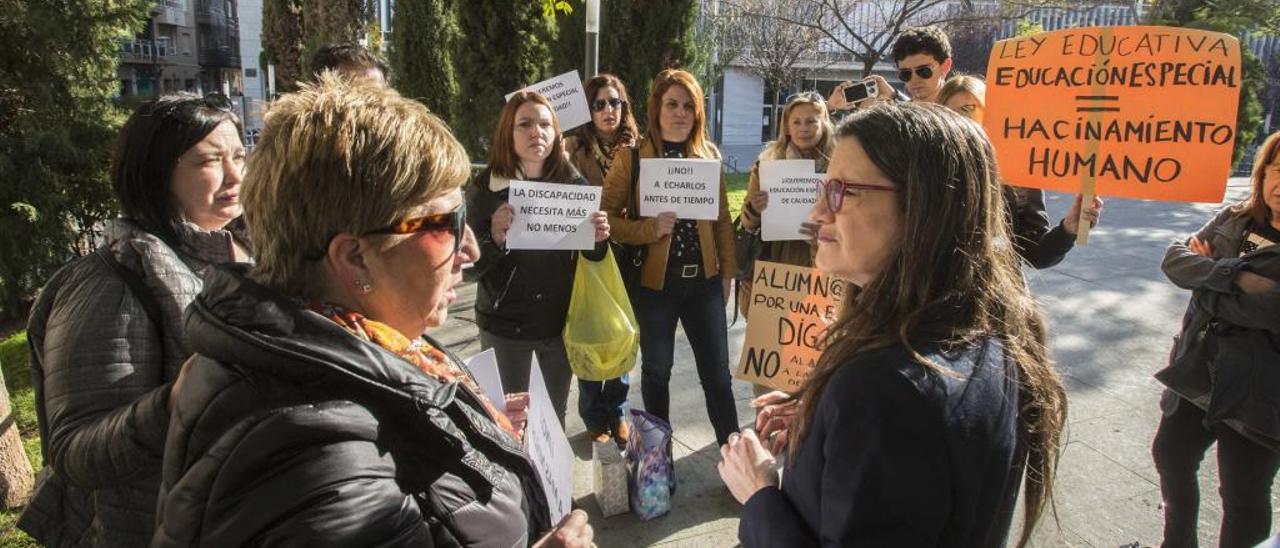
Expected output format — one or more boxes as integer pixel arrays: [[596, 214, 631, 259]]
[[564, 247, 639, 381]]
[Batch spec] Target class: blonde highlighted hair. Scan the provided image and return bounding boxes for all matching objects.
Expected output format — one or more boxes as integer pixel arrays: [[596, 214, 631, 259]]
[[758, 92, 835, 163], [243, 74, 471, 295], [936, 74, 987, 109]]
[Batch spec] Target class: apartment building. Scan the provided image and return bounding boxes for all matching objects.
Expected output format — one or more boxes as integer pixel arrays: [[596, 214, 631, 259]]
[[118, 0, 242, 97], [119, 0, 202, 96]]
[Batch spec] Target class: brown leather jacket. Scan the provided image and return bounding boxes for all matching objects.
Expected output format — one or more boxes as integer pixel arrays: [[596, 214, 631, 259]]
[[601, 138, 736, 291]]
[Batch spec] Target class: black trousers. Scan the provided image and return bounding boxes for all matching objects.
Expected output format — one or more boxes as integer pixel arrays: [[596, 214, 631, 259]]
[[1152, 397, 1280, 548]]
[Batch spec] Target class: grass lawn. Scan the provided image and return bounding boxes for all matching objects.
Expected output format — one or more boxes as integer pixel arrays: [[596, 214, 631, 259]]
[[0, 330, 37, 546], [726, 171, 749, 220]]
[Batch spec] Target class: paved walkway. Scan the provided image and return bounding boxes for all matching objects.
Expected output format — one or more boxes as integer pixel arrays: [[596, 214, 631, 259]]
[[433, 178, 1278, 547]]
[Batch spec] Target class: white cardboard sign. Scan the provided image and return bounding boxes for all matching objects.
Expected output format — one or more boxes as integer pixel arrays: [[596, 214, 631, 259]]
[[461, 351, 573, 525], [461, 349, 506, 413], [637, 158, 721, 220], [759, 160, 823, 242], [524, 355, 574, 524], [505, 70, 591, 131], [505, 181, 600, 250]]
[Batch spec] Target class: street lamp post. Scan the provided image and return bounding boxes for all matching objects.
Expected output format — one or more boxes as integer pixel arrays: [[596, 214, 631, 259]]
[[585, 0, 600, 77]]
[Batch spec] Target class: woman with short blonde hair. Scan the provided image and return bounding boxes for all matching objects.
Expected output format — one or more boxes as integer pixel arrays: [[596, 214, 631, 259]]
[[153, 76, 593, 548]]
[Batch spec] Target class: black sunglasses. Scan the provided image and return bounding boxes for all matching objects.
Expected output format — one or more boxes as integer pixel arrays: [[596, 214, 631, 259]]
[[363, 203, 468, 256], [590, 98, 626, 112], [154, 93, 235, 119], [897, 64, 936, 82]]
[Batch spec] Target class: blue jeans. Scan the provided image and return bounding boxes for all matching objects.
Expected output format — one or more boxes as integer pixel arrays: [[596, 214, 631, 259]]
[[578, 375, 630, 433], [632, 272, 740, 445]]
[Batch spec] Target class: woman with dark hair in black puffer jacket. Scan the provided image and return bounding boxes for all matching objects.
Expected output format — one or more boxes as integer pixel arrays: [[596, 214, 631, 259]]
[[20, 93, 249, 547]]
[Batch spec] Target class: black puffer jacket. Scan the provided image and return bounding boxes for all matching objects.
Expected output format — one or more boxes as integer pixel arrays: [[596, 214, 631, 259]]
[[19, 219, 244, 547], [152, 265, 551, 547]]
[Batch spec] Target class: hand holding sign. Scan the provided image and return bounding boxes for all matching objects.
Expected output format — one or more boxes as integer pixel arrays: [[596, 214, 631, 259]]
[[759, 160, 822, 242], [506, 181, 602, 250], [1063, 194, 1105, 235], [491, 204, 515, 247], [638, 158, 722, 220], [655, 212, 677, 237], [984, 26, 1242, 244]]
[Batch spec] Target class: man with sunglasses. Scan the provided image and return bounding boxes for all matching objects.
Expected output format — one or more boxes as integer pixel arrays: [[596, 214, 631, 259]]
[[828, 26, 953, 113], [889, 26, 954, 103]]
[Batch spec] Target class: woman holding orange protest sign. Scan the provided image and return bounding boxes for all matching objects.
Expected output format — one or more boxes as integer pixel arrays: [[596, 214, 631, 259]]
[[1153, 130, 1280, 548], [938, 75, 1103, 269]]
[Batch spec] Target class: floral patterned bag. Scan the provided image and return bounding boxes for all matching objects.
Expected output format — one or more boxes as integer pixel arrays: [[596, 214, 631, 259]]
[[625, 409, 675, 520]]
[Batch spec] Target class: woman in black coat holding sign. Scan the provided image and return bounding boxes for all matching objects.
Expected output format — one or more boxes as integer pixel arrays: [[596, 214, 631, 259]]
[[600, 69, 741, 446], [468, 91, 610, 425]]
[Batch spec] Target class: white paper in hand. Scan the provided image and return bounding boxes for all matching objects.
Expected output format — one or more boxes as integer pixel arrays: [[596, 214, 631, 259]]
[[759, 160, 822, 242], [461, 349, 506, 413], [524, 355, 574, 523], [505, 181, 601, 250]]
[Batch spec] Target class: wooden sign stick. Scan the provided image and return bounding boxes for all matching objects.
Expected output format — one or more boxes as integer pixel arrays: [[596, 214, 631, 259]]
[[1076, 190, 1096, 245], [1074, 26, 1112, 247]]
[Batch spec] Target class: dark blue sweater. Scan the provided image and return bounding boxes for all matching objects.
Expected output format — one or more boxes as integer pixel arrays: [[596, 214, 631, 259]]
[[740, 339, 1025, 547]]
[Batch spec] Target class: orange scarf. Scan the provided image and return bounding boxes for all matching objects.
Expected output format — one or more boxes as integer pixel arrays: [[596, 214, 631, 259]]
[[312, 302, 521, 442]]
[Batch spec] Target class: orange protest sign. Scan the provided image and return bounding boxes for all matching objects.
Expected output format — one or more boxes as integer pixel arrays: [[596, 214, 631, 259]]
[[984, 26, 1242, 203], [735, 261, 846, 392]]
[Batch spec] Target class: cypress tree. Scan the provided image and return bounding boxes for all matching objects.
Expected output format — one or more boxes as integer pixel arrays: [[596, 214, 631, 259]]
[[392, 0, 460, 123], [592, 0, 701, 128], [301, 0, 372, 76], [0, 0, 151, 315], [263, 0, 306, 91], [454, 0, 558, 157]]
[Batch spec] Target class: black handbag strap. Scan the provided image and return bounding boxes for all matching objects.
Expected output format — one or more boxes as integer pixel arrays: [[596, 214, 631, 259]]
[[95, 246, 166, 345]]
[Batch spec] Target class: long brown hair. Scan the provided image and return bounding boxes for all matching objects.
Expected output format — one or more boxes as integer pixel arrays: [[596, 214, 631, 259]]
[[645, 69, 718, 159], [790, 103, 1066, 548], [1234, 130, 1280, 226], [488, 91, 575, 181], [577, 73, 638, 155]]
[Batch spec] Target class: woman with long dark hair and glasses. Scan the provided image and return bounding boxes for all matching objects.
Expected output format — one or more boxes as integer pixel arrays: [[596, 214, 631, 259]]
[[563, 73, 638, 445], [468, 91, 611, 426], [18, 93, 250, 546], [719, 103, 1067, 547]]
